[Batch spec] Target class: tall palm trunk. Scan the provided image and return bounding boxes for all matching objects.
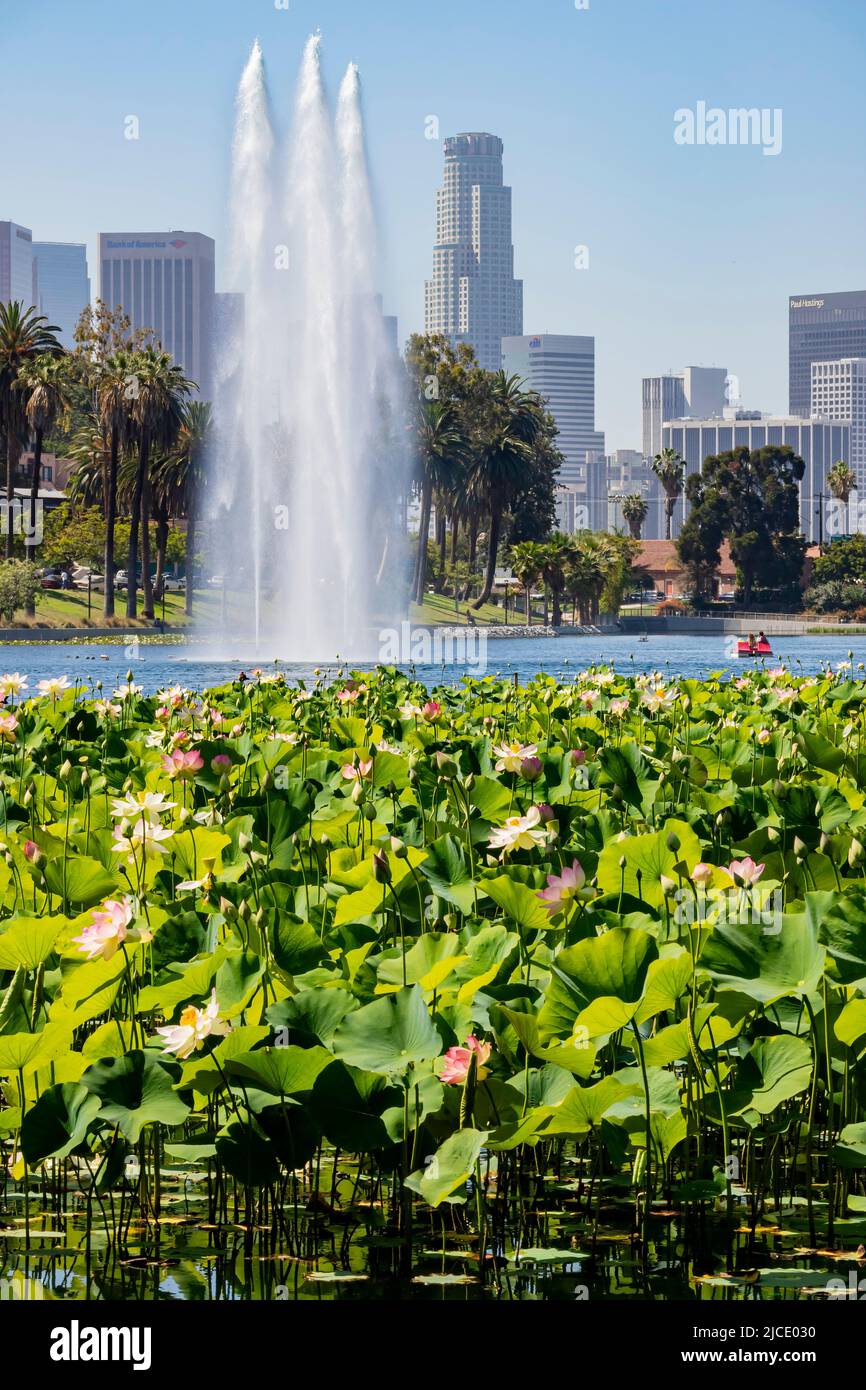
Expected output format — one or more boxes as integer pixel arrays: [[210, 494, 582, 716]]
[[25, 429, 43, 613], [184, 496, 195, 618], [524, 583, 532, 625], [154, 496, 169, 605], [435, 508, 447, 590], [6, 428, 20, 561], [449, 511, 460, 566], [127, 429, 149, 619], [141, 478, 155, 619], [104, 428, 118, 619], [551, 589, 562, 626], [413, 482, 432, 605], [473, 505, 501, 608]]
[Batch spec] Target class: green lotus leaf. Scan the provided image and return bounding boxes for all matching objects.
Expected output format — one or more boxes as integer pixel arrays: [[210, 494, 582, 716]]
[[223, 1044, 334, 1095], [331, 985, 442, 1076], [404, 1127, 487, 1207], [44, 855, 118, 908], [700, 913, 825, 1004], [596, 818, 702, 908], [539, 927, 658, 1040], [81, 1050, 190, 1143], [0, 916, 65, 970], [20, 1082, 102, 1165]]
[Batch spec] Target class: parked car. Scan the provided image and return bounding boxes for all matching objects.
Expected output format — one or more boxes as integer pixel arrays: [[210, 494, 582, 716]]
[[162, 575, 186, 592], [72, 568, 103, 590], [40, 570, 62, 590], [208, 574, 225, 588]]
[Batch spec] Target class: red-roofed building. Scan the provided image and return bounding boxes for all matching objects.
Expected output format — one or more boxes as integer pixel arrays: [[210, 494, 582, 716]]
[[633, 539, 737, 599]]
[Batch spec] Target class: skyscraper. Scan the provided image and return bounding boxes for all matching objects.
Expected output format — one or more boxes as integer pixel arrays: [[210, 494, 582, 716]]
[[33, 242, 90, 348], [681, 366, 728, 419], [642, 375, 686, 459], [502, 334, 605, 491], [789, 291, 866, 416], [811, 358, 866, 490], [98, 231, 215, 393], [662, 413, 849, 543], [0, 220, 37, 307], [424, 133, 522, 370]]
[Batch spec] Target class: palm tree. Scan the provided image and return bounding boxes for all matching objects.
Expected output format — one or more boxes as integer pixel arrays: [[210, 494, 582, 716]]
[[0, 303, 62, 558], [539, 533, 574, 627], [94, 351, 138, 617], [621, 492, 649, 541], [125, 349, 192, 619], [827, 460, 857, 539], [510, 539, 544, 625], [652, 447, 686, 541], [15, 353, 73, 571], [412, 399, 467, 605], [470, 373, 543, 609], [153, 400, 212, 617]]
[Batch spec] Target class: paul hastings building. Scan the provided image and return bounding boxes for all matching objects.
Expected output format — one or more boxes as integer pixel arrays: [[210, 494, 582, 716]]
[[789, 290, 866, 416], [98, 231, 215, 394]]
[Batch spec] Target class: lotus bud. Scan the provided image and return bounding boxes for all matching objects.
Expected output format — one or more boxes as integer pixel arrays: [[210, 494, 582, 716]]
[[23, 840, 43, 866], [59, 759, 73, 782], [666, 831, 680, 853], [219, 896, 236, 920], [372, 849, 391, 884], [319, 833, 330, 849], [390, 836, 408, 859], [464, 773, 475, 791], [618, 855, 627, 870], [238, 899, 252, 922], [362, 802, 376, 822], [81, 767, 91, 788], [793, 836, 807, 862], [766, 825, 780, 843], [238, 832, 252, 852], [849, 838, 865, 868], [118, 817, 131, 838], [520, 756, 543, 783], [535, 803, 555, 823], [262, 770, 274, 792], [23, 786, 33, 807], [660, 874, 679, 898], [178, 807, 193, 826]]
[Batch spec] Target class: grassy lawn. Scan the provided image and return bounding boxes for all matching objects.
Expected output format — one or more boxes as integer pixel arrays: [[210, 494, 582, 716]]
[[409, 591, 532, 627], [2, 587, 226, 629]]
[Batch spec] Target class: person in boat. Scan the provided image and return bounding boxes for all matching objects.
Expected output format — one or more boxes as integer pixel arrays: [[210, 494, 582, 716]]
[[747, 632, 757, 652], [758, 630, 767, 648]]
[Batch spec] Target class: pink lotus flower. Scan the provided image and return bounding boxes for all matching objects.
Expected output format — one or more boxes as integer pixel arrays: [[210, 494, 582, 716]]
[[161, 748, 204, 780], [691, 862, 714, 886], [211, 754, 232, 773], [608, 698, 629, 718], [728, 856, 764, 887], [336, 687, 359, 704], [520, 755, 543, 782], [0, 713, 18, 742], [71, 897, 152, 962], [440, 1035, 492, 1085], [537, 859, 590, 916], [422, 700, 442, 722], [22, 840, 39, 863], [341, 759, 373, 782], [570, 748, 586, 765]]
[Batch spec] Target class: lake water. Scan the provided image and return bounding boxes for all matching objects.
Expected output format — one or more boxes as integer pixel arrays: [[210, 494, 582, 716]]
[[0, 632, 860, 695]]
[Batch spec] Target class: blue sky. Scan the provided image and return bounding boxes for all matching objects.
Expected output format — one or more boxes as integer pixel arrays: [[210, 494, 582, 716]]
[[4, 0, 864, 447]]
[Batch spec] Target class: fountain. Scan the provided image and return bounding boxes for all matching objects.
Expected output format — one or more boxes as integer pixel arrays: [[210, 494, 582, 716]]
[[208, 36, 408, 661]]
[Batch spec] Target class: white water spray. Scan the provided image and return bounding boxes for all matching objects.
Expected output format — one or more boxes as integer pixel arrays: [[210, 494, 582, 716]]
[[208, 36, 407, 660]]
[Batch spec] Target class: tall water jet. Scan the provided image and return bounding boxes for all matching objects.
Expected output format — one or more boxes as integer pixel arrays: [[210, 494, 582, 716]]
[[208, 35, 408, 661]]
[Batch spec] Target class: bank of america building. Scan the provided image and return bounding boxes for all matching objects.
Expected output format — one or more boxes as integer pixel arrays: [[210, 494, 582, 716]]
[[98, 232, 215, 393], [662, 414, 850, 544]]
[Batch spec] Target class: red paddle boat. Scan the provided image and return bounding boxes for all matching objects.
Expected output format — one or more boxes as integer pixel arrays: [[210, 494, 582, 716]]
[[737, 635, 773, 658]]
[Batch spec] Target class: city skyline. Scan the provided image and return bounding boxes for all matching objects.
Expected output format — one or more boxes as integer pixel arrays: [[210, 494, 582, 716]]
[[3, 0, 865, 450]]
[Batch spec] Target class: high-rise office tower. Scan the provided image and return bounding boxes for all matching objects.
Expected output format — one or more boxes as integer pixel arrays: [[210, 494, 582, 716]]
[[33, 242, 90, 348], [789, 291, 866, 416], [663, 413, 850, 544], [425, 133, 522, 370], [682, 366, 728, 418], [0, 220, 37, 307], [642, 374, 686, 459], [98, 231, 215, 393], [811, 358, 866, 490], [502, 334, 605, 491]]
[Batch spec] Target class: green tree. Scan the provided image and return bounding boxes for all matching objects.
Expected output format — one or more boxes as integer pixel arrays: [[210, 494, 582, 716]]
[[0, 303, 63, 559], [125, 349, 192, 619], [152, 400, 211, 614], [510, 539, 545, 624], [469, 372, 545, 608], [411, 398, 467, 605], [678, 446, 806, 607], [652, 447, 686, 541], [621, 492, 648, 540]]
